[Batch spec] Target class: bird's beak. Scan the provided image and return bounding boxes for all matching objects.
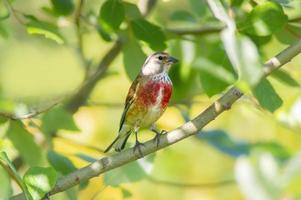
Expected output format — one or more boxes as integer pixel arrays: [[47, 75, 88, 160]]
[[167, 56, 178, 64]]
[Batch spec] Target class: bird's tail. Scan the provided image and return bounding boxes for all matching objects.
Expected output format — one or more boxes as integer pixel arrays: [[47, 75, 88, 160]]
[[104, 130, 131, 153]]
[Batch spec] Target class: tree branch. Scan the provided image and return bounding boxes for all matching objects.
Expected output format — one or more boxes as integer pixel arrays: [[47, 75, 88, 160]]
[[11, 39, 301, 200], [166, 25, 223, 36]]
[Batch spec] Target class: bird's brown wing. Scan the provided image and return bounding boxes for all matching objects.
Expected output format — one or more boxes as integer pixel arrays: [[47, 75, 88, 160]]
[[119, 75, 141, 131]]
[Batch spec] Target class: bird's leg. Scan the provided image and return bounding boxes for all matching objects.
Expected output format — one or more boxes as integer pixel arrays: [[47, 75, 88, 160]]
[[133, 131, 144, 157], [150, 124, 167, 147]]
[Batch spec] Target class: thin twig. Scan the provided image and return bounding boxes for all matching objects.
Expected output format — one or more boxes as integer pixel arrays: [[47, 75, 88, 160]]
[[4, 0, 25, 25], [0, 102, 59, 120]]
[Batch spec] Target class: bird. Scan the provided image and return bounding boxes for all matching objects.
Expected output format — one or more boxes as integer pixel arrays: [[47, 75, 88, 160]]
[[104, 52, 178, 156]]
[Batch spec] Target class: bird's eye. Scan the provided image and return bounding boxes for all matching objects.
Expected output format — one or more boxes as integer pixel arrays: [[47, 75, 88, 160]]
[[158, 56, 163, 60]]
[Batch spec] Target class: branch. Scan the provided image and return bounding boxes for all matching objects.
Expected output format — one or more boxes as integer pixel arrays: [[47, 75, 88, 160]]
[[0, 101, 59, 120], [11, 39, 301, 200], [166, 25, 223, 36], [146, 175, 234, 188]]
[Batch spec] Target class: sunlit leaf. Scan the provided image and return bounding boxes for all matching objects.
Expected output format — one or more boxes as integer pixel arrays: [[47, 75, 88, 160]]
[[241, 1, 288, 36], [253, 79, 283, 112], [104, 155, 155, 186], [51, 0, 74, 16], [26, 16, 64, 44], [7, 121, 43, 166], [47, 150, 76, 175], [130, 19, 166, 51], [23, 167, 57, 200], [122, 35, 147, 80], [41, 107, 79, 135], [99, 0, 125, 31]]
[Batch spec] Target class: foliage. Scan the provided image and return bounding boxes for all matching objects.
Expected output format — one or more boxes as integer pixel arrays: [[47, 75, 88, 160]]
[[0, 0, 301, 199]]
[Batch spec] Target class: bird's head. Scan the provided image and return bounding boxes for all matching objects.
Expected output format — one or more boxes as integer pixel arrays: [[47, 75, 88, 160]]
[[141, 52, 178, 76]]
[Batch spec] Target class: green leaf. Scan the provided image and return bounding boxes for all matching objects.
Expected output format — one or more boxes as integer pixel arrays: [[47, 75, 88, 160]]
[[99, 0, 125, 31], [275, 24, 301, 45], [198, 130, 250, 157], [123, 2, 142, 20], [0, 166, 12, 200], [199, 71, 229, 97], [47, 150, 76, 175], [104, 155, 155, 186], [51, 0, 74, 16], [0, 151, 30, 199], [7, 121, 43, 166], [26, 16, 64, 44], [121, 188, 132, 199], [130, 19, 166, 51], [41, 107, 79, 135], [122, 35, 147, 80], [0, 116, 7, 125], [241, 2, 288, 36], [253, 79, 283, 112], [23, 167, 57, 200], [170, 10, 196, 22], [271, 70, 299, 87], [189, 0, 208, 17]]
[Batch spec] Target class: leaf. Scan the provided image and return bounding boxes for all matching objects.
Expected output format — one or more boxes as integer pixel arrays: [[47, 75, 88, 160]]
[[189, 0, 208, 17], [74, 153, 97, 163], [253, 79, 283, 112], [0, 116, 7, 125], [271, 70, 299, 87], [199, 71, 229, 97], [26, 16, 64, 44], [121, 188, 132, 199], [7, 121, 43, 166], [170, 10, 196, 22], [47, 150, 77, 175], [104, 155, 155, 186], [41, 107, 79, 135], [23, 167, 57, 200], [0, 151, 30, 199], [123, 2, 142, 20], [197, 130, 250, 157], [235, 154, 282, 200], [51, 0, 74, 16], [0, 166, 12, 200], [241, 2, 288, 36], [130, 19, 167, 51], [193, 58, 236, 84], [99, 0, 125, 31], [275, 24, 301, 45], [122, 35, 147, 80]]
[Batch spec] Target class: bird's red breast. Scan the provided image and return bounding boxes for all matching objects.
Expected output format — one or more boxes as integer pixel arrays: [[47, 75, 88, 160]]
[[137, 80, 172, 109]]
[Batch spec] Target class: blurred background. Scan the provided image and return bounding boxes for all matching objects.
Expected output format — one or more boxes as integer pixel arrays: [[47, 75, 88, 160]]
[[0, 0, 301, 199]]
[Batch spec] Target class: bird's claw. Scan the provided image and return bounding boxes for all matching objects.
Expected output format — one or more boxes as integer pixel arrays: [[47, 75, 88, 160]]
[[133, 141, 145, 157], [153, 130, 167, 147]]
